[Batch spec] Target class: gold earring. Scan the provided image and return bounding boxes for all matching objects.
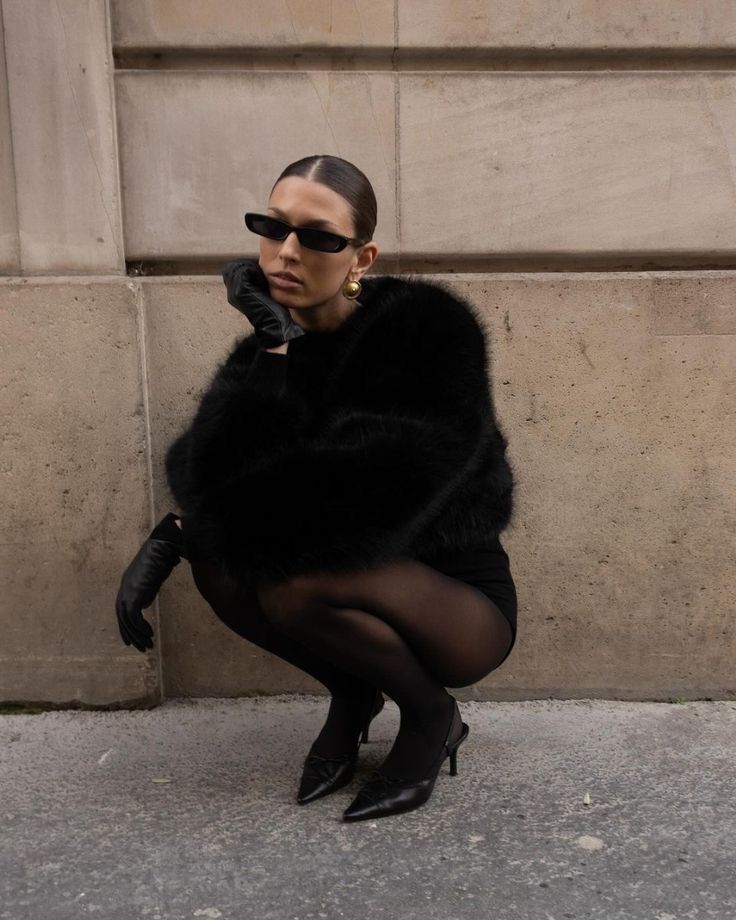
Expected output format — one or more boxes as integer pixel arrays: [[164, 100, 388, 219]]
[[342, 278, 362, 300]]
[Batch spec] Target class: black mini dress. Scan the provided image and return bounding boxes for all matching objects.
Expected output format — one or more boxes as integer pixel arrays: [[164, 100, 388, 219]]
[[417, 534, 518, 666]]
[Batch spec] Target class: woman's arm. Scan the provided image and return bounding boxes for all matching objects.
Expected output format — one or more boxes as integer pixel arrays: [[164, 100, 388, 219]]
[[164, 332, 310, 515]]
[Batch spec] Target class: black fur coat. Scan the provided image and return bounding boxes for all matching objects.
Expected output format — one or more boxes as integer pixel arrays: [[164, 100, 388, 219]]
[[164, 274, 516, 589]]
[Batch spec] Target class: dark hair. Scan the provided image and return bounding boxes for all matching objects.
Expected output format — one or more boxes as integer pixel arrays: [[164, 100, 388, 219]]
[[269, 155, 377, 246]]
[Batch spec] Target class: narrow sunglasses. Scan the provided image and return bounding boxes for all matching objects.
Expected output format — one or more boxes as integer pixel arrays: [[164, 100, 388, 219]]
[[244, 212, 367, 253]]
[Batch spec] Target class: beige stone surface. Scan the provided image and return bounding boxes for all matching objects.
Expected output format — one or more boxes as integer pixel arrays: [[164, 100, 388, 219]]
[[0, 279, 159, 705], [111, 0, 394, 49], [113, 70, 736, 261], [111, 0, 736, 51], [399, 0, 736, 48], [115, 71, 397, 259], [139, 273, 735, 700], [0, 5, 18, 273], [399, 73, 736, 255], [2, 0, 123, 273], [452, 271, 736, 698]]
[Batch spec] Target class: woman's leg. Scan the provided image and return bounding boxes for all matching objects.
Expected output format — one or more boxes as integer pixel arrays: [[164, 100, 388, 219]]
[[255, 557, 513, 780], [189, 558, 381, 755]]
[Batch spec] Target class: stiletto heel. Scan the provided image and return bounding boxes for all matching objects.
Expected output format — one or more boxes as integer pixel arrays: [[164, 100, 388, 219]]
[[360, 697, 378, 743], [343, 695, 469, 822], [447, 722, 468, 776], [297, 688, 384, 805]]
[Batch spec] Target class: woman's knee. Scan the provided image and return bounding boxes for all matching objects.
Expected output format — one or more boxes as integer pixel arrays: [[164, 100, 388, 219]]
[[443, 623, 514, 688]]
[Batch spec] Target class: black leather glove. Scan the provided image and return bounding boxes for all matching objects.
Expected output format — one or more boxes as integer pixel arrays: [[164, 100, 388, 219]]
[[222, 258, 305, 349], [115, 512, 185, 653]]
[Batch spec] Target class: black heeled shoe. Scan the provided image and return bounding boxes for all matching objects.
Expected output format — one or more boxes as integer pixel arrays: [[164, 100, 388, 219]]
[[296, 688, 385, 805], [342, 694, 469, 822]]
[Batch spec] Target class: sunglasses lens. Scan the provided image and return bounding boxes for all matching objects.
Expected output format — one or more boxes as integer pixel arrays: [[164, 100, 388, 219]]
[[246, 213, 288, 240], [298, 228, 344, 253]]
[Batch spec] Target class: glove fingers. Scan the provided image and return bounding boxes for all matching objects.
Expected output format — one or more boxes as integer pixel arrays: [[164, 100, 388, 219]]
[[115, 592, 133, 646], [222, 259, 245, 287], [117, 613, 132, 647], [241, 260, 269, 290], [129, 615, 154, 650], [128, 626, 153, 653], [222, 259, 255, 293], [121, 599, 154, 651], [120, 610, 145, 651]]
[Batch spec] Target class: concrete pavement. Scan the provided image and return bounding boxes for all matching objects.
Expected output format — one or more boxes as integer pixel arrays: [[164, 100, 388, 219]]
[[2, 696, 735, 919]]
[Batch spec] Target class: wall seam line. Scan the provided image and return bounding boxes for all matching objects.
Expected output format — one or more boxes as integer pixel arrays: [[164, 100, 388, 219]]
[[131, 277, 165, 703], [102, 0, 126, 272], [0, 0, 22, 271]]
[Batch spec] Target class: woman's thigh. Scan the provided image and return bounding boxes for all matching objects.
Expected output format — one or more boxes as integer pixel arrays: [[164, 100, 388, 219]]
[[258, 557, 514, 687], [188, 558, 267, 639]]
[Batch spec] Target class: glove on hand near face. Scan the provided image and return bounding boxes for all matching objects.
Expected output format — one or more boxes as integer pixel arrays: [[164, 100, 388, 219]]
[[115, 512, 185, 653], [222, 258, 305, 349]]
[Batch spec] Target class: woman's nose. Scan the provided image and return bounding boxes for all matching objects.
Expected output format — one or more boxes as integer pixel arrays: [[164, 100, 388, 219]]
[[279, 231, 302, 258]]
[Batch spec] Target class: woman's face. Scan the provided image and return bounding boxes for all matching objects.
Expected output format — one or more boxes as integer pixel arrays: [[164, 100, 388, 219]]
[[257, 176, 377, 313]]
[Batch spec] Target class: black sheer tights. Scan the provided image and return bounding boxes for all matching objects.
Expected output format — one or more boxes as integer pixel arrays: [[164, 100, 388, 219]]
[[189, 556, 513, 781]]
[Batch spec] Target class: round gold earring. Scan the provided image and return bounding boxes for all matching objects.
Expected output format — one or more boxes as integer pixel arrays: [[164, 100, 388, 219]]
[[342, 278, 362, 300]]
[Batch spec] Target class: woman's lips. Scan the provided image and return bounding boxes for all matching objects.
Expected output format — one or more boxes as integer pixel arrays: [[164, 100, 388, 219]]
[[270, 274, 303, 289]]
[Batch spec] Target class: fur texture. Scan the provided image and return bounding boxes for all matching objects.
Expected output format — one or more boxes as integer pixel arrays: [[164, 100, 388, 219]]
[[164, 274, 516, 589]]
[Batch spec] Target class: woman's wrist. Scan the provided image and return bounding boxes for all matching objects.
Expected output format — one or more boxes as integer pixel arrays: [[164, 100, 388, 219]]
[[265, 342, 288, 354]]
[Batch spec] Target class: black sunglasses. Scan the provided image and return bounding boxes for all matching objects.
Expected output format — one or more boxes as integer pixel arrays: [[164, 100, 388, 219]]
[[245, 212, 367, 253]]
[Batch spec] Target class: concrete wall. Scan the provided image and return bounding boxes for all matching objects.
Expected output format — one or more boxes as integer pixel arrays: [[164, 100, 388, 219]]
[[1, 0, 734, 705]]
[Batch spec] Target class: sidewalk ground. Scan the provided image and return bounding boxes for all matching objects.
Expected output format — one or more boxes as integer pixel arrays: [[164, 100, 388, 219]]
[[2, 696, 734, 919]]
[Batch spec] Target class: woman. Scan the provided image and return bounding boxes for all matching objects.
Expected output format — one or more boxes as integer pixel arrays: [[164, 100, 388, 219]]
[[115, 154, 518, 822]]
